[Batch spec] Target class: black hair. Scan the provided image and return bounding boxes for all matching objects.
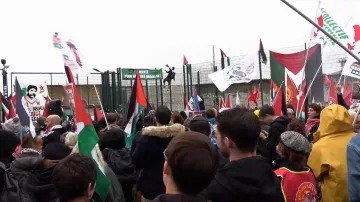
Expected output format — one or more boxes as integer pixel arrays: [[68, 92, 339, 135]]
[[179, 111, 187, 120], [42, 142, 71, 160], [155, 106, 171, 125], [100, 128, 126, 150], [165, 132, 217, 194], [53, 153, 97, 202], [0, 129, 20, 159], [216, 107, 261, 153], [27, 85, 38, 92], [259, 104, 275, 118]]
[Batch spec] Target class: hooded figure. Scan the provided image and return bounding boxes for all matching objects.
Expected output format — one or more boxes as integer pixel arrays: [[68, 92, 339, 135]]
[[308, 104, 355, 202]]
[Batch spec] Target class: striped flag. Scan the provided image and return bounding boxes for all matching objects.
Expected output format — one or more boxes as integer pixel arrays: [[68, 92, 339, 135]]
[[220, 49, 230, 68], [15, 78, 36, 138], [124, 71, 147, 147], [65, 66, 109, 201]]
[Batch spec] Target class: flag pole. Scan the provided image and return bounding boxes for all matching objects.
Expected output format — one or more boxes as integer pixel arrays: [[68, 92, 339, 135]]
[[93, 84, 109, 129], [258, 51, 264, 106], [280, 0, 360, 63]]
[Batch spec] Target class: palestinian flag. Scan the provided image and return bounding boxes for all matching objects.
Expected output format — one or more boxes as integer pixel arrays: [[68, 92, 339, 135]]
[[124, 71, 147, 147], [94, 105, 104, 121], [183, 56, 188, 66], [220, 49, 230, 68], [270, 44, 323, 103], [297, 81, 309, 120], [328, 80, 338, 104], [65, 66, 109, 201], [272, 85, 287, 116], [259, 39, 267, 64], [15, 78, 36, 138]]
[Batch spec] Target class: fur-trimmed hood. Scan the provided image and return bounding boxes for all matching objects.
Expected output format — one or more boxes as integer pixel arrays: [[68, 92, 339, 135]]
[[143, 124, 185, 138]]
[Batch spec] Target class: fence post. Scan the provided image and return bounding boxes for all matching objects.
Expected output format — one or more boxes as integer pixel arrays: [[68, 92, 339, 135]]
[[160, 79, 163, 106], [10, 72, 13, 93], [145, 80, 149, 101], [182, 65, 186, 108], [87, 76, 90, 113], [169, 85, 172, 111], [155, 78, 159, 108], [186, 65, 190, 99], [111, 72, 116, 112], [197, 71, 200, 95], [189, 64, 193, 96], [117, 68, 122, 113], [50, 73, 53, 98]]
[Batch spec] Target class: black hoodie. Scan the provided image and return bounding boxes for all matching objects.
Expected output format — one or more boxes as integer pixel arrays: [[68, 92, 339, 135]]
[[27, 167, 57, 202], [154, 194, 208, 202], [266, 116, 290, 161], [204, 156, 285, 202]]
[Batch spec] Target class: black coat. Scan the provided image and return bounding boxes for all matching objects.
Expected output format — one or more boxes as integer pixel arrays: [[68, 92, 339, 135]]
[[131, 124, 185, 200], [27, 167, 57, 202], [154, 194, 208, 202], [204, 156, 285, 202], [266, 116, 290, 161], [42, 126, 67, 149]]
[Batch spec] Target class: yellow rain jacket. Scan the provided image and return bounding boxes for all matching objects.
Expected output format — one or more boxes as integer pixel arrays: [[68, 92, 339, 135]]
[[308, 104, 355, 202]]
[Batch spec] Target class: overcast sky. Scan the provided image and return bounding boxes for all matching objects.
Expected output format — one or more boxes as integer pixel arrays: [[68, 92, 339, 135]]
[[0, 0, 359, 74]]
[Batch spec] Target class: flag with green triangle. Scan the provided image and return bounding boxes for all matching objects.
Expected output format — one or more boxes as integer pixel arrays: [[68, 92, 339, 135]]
[[65, 66, 109, 201]]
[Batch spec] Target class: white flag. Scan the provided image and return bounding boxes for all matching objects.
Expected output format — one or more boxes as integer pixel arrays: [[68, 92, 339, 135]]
[[53, 32, 89, 75], [236, 92, 240, 106], [341, 18, 360, 79], [208, 55, 259, 92]]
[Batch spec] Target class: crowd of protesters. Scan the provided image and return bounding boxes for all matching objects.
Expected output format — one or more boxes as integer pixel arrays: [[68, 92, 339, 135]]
[[0, 88, 360, 202]]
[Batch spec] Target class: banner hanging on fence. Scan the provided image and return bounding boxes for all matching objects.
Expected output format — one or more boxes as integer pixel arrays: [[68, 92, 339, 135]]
[[19, 83, 49, 121], [208, 56, 260, 92], [122, 69, 163, 80]]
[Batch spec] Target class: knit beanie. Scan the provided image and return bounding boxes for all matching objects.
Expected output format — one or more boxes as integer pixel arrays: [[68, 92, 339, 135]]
[[280, 131, 312, 153], [2, 117, 21, 134]]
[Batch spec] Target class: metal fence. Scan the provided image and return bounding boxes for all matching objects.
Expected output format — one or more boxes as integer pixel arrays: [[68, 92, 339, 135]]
[[9, 43, 349, 115]]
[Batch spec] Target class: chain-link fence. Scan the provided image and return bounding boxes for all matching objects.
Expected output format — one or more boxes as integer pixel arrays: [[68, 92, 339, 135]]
[[9, 43, 349, 116]]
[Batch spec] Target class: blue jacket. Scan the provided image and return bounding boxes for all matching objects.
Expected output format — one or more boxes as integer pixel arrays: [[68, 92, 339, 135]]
[[347, 134, 360, 202]]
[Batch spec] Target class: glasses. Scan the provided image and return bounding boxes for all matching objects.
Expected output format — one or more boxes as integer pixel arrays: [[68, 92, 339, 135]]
[[163, 149, 168, 161]]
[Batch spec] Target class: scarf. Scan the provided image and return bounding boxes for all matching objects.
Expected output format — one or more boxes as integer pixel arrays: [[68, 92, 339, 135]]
[[305, 118, 320, 133]]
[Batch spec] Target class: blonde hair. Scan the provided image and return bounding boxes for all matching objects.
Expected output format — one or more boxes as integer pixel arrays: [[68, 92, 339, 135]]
[[65, 132, 78, 149], [71, 142, 107, 170]]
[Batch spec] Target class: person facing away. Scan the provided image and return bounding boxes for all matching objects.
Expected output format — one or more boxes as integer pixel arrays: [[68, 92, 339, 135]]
[[259, 105, 290, 163], [308, 104, 355, 202], [25, 143, 71, 202], [52, 153, 97, 202], [275, 131, 316, 202], [132, 106, 185, 201], [154, 131, 217, 202], [204, 107, 284, 202], [347, 122, 360, 202], [100, 128, 137, 202]]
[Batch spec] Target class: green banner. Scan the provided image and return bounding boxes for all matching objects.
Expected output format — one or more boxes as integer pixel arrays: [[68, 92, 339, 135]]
[[122, 69, 163, 80]]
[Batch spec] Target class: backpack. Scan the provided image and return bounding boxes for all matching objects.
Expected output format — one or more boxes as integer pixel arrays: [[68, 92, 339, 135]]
[[0, 162, 32, 202]]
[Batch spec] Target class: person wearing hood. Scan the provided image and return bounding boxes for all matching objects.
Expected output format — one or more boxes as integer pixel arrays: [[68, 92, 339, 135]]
[[305, 103, 322, 143], [204, 107, 284, 202], [259, 105, 290, 163], [26, 143, 71, 202], [42, 115, 67, 150], [101, 128, 137, 202], [154, 131, 217, 202], [132, 106, 185, 201], [308, 104, 355, 202]]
